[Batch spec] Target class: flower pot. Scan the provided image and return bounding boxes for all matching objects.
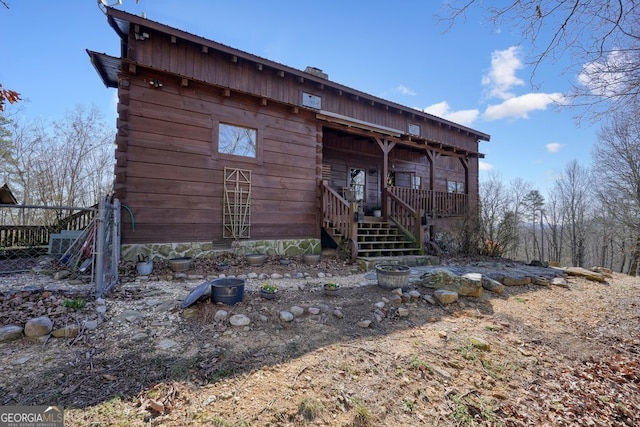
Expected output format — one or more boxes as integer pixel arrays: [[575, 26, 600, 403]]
[[323, 283, 340, 296], [302, 253, 320, 265], [210, 278, 245, 305], [260, 289, 277, 300], [246, 254, 266, 266], [169, 257, 192, 272], [375, 264, 411, 289], [136, 260, 153, 276], [373, 209, 382, 217]]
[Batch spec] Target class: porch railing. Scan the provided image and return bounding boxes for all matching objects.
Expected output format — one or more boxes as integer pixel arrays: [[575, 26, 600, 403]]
[[0, 206, 96, 250], [322, 181, 358, 260], [389, 187, 468, 217], [385, 189, 424, 252]]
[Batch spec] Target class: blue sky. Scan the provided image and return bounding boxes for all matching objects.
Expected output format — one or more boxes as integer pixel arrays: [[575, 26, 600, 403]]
[[1, 1, 600, 194]]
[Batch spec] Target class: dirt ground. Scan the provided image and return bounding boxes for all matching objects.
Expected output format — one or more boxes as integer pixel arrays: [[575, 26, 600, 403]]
[[1, 256, 639, 426]]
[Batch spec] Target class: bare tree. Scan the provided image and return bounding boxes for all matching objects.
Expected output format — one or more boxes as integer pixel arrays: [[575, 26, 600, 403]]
[[522, 189, 545, 260], [3, 105, 114, 209], [544, 185, 565, 263], [440, 0, 640, 119], [479, 171, 515, 255], [592, 110, 640, 275], [506, 177, 533, 258], [555, 160, 592, 267]]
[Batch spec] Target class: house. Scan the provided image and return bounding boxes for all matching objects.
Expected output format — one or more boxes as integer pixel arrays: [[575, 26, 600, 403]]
[[88, 8, 490, 261], [0, 183, 18, 205]]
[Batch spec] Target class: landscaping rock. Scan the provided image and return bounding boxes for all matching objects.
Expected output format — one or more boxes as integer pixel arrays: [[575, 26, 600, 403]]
[[279, 311, 294, 322], [419, 268, 482, 297], [24, 316, 53, 337], [482, 276, 505, 294], [229, 314, 250, 326], [0, 325, 23, 342], [433, 289, 458, 304]]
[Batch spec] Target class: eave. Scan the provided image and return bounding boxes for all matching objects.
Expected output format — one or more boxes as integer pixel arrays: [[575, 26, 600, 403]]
[[101, 7, 491, 143]]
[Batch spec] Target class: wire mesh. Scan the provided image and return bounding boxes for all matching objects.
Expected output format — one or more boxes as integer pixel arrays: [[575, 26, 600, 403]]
[[0, 197, 120, 297]]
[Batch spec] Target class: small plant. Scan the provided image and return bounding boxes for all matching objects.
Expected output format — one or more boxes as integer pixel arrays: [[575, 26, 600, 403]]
[[457, 343, 479, 362], [324, 281, 339, 290], [352, 398, 372, 426], [298, 397, 324, 421], [480, 239, 504, 257], [64, 297, 86, 310], [408, 355, 433, 373], [261, 283, 278, 293], [402, 398, 416, 412]]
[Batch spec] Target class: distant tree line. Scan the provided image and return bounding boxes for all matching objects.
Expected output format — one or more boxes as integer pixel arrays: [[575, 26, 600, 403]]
[[0, 105, 115, 211], [475, 107, 639, 276], [440, 0, 639, 276]]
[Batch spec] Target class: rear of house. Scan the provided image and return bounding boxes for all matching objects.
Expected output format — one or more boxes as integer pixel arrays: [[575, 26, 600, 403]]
[[88, 8, 489, 260]]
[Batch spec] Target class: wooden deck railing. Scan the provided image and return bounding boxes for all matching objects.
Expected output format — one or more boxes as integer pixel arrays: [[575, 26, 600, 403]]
[[389, 187, 468, 217], [0, 205, 96, 249], [322, 182, 358, 260], [386, 189, 424, 252]]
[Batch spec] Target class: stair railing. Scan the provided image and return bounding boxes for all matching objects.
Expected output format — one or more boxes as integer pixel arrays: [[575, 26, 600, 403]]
[[322, 181, 358, 260], [386, 188, 424, 253]]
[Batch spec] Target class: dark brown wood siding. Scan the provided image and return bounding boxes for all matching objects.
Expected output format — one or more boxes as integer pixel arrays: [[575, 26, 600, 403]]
[[128, 26, 483, 152], [116, 74, 320, 244]]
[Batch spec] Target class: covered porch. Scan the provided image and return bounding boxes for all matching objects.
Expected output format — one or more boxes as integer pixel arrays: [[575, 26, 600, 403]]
[[319, 118, 483, 260]]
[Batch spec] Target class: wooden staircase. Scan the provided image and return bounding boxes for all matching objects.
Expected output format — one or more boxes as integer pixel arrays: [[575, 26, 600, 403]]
[[356, 220, 422, 258], [324, 219, 422, 259]]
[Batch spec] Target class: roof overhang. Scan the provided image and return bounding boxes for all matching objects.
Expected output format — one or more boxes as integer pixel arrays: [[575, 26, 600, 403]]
[[0, 184, 18, 205], [99, 7, 490, 144]]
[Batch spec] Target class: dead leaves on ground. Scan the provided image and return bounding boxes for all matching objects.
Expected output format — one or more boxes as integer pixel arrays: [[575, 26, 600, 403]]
[[499, 353, 640, 426]]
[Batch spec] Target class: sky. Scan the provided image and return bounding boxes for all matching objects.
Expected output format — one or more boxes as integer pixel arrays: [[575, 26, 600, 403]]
[[0, 0, 601, 195]]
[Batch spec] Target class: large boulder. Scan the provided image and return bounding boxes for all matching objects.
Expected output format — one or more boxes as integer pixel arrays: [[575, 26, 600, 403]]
[[419, 268, 482, 297]]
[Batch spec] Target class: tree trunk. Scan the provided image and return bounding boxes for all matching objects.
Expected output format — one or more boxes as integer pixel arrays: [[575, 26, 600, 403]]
[[629, 235, 640, 277]]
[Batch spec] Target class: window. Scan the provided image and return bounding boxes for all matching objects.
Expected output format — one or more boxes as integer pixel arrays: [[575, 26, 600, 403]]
[[218, 123, 257, 158], [412, 175, 422, 190], [395, 172, 421, 189], [448, 181, 465, 193], [349, 168, 365, 201]]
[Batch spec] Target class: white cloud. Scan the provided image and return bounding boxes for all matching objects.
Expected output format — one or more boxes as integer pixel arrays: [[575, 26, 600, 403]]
[[423, 101, 480, 126], [483, 92, 565, 121], [578, 49, 632, 97], [482, 46, 524, 100], [479, 161, 494, 171], [395, 84, 416, 96], [546, 142, 562, 153]]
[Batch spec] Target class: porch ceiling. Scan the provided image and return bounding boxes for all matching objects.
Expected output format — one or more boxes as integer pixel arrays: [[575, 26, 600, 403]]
[[320, 119, 485, 159]]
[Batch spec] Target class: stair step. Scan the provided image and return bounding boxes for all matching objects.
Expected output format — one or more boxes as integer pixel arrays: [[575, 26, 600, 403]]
[[325, 220, 421, 258]]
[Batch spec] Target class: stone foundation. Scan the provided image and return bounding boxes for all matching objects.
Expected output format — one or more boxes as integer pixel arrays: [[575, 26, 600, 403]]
[[120, 238, 322, 261]]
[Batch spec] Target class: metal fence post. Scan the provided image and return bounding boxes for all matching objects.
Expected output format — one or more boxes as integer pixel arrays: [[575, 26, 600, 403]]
[[95, 197, 106, 298], [112, 198, 121, 288]]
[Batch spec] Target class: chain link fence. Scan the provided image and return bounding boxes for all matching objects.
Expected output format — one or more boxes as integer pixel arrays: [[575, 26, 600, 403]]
[[0, 196, 120, 297]]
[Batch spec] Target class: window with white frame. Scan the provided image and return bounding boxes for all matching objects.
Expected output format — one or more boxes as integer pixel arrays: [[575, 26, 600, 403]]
[[218, 123, 257, 158]]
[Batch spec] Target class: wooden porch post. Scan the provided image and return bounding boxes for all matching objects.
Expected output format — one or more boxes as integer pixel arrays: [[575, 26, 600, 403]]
[[375, 137, 396, 216], [460, 157, 470, 215], [426, 150, 437, 214]]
